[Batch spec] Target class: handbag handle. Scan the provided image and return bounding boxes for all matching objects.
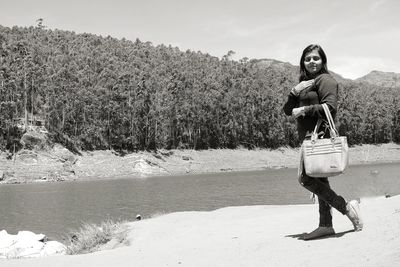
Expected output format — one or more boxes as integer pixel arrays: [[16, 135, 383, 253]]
[[321, 103, 339, 137], [311, 103, 338, 141]]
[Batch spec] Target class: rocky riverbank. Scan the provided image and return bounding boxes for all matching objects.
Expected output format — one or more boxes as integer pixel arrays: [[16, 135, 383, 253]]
[[0, 230, 66, 259], [1, 142, 400, 184]]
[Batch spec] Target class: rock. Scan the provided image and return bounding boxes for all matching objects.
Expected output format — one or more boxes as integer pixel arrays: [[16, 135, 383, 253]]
[[182, 155, 192, 161], [134, 159, 154, 175], [4, 177, 21, 184], [0, 170, 3, 181], [7, 240, 45, 258], [52, 144, 77, 163], [20, 130, 50, 150], [160, 150, 174, 157], [0, 230, 15, 252], [62, 161, 76, 174], [17, 150, 39, 165], [40, 241, 66, 256], [152, 153, 163, 160], [0, 230, 66, 259], [133, 158, 168, 176], [2, 169, 15, 180], [17, 231, 46, 242]]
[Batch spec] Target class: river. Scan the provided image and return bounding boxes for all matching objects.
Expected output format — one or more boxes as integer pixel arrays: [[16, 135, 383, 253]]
[[0, 163, 399, 242]]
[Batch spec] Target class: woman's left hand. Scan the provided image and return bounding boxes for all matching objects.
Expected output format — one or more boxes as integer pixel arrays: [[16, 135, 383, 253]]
[[291, 79, 315, 96], [292, 107, 306, 118]]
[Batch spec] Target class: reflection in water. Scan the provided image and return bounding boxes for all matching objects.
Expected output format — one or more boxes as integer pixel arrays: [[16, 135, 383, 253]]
[[0, 163, 399, 241]]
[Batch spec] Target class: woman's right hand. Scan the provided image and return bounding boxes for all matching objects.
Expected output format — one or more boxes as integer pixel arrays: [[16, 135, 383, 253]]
[[292, 107, 306, 118], [291, 79, 314, 96]]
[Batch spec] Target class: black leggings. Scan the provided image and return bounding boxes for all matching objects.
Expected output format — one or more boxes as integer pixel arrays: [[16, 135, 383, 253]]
[[299, 171, 347, 227]]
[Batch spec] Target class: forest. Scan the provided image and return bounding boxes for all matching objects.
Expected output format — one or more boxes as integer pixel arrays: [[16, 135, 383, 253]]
[[0, 24, 399, 153]]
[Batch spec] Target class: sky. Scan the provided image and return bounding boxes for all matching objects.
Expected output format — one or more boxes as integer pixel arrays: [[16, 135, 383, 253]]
[[1, 0, 400, 79]]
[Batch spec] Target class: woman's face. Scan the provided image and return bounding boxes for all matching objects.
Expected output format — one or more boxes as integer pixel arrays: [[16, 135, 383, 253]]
[[304, 49, 323, 75]]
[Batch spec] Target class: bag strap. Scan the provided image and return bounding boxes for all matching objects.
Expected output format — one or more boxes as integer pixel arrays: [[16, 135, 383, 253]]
[[321, 103, 339, 138], [311, 103, 338, 140]]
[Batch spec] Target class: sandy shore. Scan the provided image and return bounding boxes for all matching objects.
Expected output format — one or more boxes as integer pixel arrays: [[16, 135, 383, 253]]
[[3, 195, 400, 266]]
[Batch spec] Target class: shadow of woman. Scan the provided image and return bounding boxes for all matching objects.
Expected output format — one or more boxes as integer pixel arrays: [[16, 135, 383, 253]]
[[285, 229, 355, 241]]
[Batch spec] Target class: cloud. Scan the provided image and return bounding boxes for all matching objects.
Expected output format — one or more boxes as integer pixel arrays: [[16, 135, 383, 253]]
[[369, 0, 387, 11], [202, 14, 305, 39]]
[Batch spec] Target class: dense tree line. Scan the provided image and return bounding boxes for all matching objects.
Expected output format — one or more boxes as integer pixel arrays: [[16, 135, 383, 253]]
[[0, 25, 399, 153]]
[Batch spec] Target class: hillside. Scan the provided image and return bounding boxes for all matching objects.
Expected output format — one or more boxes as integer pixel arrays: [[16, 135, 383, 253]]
[[256, 58, 348, 83], [356, 70, 400, 87], [0, 24, 399, 156]]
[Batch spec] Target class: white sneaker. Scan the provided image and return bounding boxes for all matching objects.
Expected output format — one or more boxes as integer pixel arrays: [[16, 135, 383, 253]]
[[346, 200, 363, 231]]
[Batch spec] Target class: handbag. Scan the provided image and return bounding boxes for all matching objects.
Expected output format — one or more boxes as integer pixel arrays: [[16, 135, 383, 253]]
[[301, 103, 349, 177]]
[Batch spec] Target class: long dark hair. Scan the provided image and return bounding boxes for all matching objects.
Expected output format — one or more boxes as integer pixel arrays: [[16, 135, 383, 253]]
[[299, 44, 329, 82]]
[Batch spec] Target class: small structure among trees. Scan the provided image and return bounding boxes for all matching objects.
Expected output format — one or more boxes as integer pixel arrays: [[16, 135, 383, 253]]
[[13, 115, 47, 133]]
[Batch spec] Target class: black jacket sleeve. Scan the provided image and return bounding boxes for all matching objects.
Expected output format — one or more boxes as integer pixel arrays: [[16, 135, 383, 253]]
[[303, 74, 338, 118], [283, 92, 298, 116]]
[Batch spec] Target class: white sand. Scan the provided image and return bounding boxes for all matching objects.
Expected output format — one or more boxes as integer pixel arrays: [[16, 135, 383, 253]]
[[2, 195, 400, 267]]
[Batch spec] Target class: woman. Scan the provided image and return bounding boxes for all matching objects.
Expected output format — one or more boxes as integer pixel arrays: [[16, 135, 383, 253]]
[[283, 44, 363, 240]]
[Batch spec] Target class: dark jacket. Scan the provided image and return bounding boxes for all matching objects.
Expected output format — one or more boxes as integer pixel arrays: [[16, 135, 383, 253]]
[[283, 73, 339, 142]]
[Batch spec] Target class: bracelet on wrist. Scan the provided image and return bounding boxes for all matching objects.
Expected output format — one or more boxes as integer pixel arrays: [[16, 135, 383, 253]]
[[290, 87, 299, 96]]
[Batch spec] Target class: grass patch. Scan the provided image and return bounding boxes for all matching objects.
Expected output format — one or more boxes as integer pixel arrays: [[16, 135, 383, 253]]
[[66, 219, 129, 255]]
